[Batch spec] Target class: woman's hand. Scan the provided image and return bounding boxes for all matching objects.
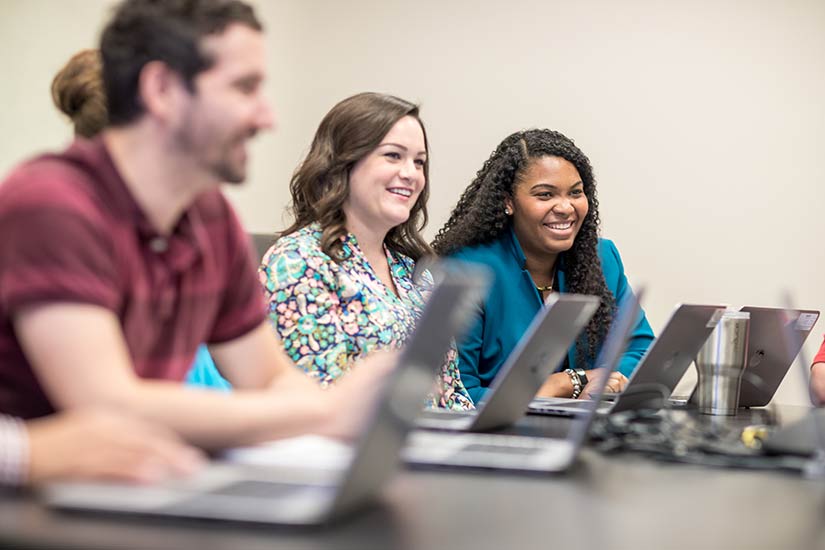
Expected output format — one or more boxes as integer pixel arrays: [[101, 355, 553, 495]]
[[579, 368, 628, 400], [535, 368, 628, 399]]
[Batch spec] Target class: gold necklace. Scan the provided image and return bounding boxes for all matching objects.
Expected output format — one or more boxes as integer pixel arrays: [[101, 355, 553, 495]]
[[535, 273, 555, 293]]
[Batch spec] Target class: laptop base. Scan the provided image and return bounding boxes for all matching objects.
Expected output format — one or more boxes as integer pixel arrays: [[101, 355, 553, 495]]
[[403, 431, 577, 473]]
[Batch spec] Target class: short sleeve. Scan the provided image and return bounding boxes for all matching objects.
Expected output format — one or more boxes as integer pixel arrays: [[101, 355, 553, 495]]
[[0, 194, 120, 315]]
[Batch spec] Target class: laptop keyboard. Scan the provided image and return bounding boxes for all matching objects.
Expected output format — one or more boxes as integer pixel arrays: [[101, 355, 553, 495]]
[[206, 480, 313, 499], [159, 481, 333, 518], [461, 434, 564, 454], [461, 442, 548, 456], [405, 431, 574, 470], [411, 431, 564, 455]]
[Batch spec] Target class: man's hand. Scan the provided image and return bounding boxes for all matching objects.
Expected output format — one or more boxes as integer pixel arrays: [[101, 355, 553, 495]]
[[26, 409, 204, 485], [316, 350, 399, 441]]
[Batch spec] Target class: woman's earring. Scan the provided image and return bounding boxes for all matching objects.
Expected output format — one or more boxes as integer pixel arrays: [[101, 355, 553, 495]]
[[504, 207, 512, 216]]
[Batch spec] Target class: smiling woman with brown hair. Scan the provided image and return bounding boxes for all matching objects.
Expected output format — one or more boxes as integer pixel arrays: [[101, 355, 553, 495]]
[[432, 128, 654, 404], [259, 92, 473, 410]]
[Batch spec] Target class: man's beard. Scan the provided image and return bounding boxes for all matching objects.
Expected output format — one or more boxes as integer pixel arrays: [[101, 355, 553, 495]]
[[174, 110, 252, 185]]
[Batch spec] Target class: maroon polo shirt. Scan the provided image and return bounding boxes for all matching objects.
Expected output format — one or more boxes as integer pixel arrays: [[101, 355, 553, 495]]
[[0, 138, 266, 418]]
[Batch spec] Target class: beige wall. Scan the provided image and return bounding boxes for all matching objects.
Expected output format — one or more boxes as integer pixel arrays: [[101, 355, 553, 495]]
[[1, 0, 824, 405]]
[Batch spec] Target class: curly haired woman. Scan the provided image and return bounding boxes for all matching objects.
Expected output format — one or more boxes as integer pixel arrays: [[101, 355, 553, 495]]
[[258, 92, 473, 410], [432, 129, 654, 404]]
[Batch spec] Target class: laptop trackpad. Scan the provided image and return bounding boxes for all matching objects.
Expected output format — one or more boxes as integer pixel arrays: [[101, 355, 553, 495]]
[[159, 480, 336, 522]]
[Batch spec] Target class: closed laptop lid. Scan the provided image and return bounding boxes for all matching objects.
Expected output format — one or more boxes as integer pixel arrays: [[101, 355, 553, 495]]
[[762, 295, 825, 458], [736, 306, 820, 408]]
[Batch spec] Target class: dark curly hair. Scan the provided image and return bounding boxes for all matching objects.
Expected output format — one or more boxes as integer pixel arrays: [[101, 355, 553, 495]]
[[280, 92, 432, 262], [432, 128, 614, 366]]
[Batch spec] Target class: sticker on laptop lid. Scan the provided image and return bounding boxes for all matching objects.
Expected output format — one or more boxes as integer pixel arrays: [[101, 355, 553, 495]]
[[795, 312, 818, 332], [706, 308, 727, 328]]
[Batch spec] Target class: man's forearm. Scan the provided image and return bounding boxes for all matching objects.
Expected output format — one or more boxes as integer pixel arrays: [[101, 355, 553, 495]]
[[115, 380, 329, 451]]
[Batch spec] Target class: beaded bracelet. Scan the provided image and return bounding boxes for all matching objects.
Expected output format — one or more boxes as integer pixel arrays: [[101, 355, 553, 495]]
[[564, 368, 582, 399]]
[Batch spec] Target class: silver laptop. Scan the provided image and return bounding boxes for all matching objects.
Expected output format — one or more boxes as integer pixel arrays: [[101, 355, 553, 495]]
[[402, 290, 641, 473], [414, 293, 599, 431], [529, 303, 726, 416], [44, 267, 490, 526], [732, 306, 820, 408]]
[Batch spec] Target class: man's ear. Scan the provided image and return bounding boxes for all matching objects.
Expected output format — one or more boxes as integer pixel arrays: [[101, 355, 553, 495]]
[[136, 61, 189, 123]]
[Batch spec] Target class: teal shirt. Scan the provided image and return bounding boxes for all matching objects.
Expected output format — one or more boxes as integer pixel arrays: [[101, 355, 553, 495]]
[[186, 345, 231, 391], [451, 228, 654, 403]]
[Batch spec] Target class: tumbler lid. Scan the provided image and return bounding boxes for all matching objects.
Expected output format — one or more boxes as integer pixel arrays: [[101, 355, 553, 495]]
[[721, 310, 750, 320]]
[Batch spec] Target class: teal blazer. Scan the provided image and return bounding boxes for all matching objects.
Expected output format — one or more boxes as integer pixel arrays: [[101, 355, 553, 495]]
[[451, 228, 654, 404]]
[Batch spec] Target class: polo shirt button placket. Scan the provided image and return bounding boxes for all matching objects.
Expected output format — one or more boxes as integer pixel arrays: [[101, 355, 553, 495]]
[[149, 237, 169, 254]]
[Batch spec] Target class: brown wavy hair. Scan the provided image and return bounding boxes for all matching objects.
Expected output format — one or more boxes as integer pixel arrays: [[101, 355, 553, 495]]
[[432, 129, 614, 366], [280, 92, 432, 261], [51, 49, 107, 138]]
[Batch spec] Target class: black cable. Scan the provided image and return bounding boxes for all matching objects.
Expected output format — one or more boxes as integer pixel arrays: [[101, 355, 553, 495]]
[[585, 378, 821, 473]]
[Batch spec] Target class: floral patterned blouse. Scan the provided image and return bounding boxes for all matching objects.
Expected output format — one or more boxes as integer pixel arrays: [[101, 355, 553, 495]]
[[258, 223, 474, 410]]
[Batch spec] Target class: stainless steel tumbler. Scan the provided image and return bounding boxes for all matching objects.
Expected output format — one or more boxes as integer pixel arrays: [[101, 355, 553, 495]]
[[695, 311, 750, 415]]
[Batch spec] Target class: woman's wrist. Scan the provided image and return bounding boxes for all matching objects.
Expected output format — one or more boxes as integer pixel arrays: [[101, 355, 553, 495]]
[[559, 371, 575, 397], [535, 372, 574, 398], [564, 369, 583, 398]]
